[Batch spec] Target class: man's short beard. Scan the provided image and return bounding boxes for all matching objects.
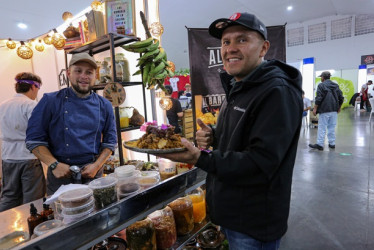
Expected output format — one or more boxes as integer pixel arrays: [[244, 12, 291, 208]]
[[71, 82, 92, 95]]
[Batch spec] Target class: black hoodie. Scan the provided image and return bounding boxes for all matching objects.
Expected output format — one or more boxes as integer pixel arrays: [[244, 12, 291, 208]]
[[196, 59, 303, 241], [315, 79, 344, 113]]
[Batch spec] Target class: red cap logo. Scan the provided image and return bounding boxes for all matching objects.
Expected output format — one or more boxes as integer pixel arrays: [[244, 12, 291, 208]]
[[229, 13, 241, 21]]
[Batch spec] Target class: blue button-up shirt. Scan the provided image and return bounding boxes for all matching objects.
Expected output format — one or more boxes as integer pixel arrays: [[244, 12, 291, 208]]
[[26, 88, 117, 165]]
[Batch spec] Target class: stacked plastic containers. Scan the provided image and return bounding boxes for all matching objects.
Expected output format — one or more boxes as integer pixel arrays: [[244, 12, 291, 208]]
[[58, 188, 94, 224], [115, 165, 140, 199], [88, 176, 118, 209]]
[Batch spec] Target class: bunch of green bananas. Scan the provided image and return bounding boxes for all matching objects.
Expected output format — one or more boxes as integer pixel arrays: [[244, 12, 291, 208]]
[[121, 37, 174, 91]]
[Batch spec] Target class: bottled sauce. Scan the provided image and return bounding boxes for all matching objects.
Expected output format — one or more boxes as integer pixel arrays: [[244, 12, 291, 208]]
[[27, 203, 43, 236], [188, 187, 206, 223], [147, 206, 177, 249], [116, 53, 130, 82], [126, 218, 157, 250], [41, 198, 54, 221], [168, 196, 194, 235]]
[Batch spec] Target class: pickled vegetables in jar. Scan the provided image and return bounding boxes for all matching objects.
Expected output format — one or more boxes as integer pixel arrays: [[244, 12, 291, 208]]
[[188, 187, 206, 223], [147, 206, 177, 249], [168, 196, 194, 236], [126, 218, 157, 250]]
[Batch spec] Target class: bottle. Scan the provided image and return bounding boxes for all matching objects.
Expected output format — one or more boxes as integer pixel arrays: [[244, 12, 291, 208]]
[[27, 203, 43, 236], [99, 61, 111, 83], [41, 197, 54, 221], [188, 187, 206, 223]]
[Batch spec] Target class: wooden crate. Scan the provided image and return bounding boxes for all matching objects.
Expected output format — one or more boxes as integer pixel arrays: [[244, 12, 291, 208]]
[[183, 109, 194, 140]]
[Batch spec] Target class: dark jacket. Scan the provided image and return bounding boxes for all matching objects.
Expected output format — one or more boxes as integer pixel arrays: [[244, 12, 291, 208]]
[[314, 79, 344, 113], [196, 60, 303, 241]]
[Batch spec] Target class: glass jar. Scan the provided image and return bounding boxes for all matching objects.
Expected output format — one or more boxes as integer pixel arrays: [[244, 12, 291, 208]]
[[119, 107, 130, 128], [126, 218, 157, 250], [116, 53, 130, 82], [99, 61, 111, 83], [168, 196, 194, 235], [188, 187, 206, 223], [115, 59, 123, 82], [147, 206, 177, 249]]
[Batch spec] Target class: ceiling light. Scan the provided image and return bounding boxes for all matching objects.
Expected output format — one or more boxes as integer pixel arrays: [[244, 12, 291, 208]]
[[17, 22, 28, 29], [287, 6, 293, 11]]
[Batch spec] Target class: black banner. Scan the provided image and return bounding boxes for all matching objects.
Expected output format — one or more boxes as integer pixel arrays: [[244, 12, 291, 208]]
[[187, 26, 286, 131], [361, 54, 374, 65]]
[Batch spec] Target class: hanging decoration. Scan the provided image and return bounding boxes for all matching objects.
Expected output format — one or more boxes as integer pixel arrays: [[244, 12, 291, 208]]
[[43, 35, 52, 45], [149, 22, 164, 37], [35, 40, 44, 52], [159, 97, 173, 110], [51, 29, 66, 50], [17, 41, 33, 59], [166, 61, 175, 73], [91, 0, 104, 12], [62, 11, 73, 22], [6, 38, 16, 49]]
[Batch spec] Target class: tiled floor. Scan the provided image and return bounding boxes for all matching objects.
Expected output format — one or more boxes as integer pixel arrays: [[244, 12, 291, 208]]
[[280, 108, 374, 249]]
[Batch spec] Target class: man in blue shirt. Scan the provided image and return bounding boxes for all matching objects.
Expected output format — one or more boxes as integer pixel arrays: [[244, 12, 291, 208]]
[[26, 53, 117, 195]]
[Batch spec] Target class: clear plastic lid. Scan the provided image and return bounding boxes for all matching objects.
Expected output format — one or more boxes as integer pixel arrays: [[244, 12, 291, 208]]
[[62, 206, 94, 225], [137, 171, 160, 188], [118, 182, 140, 197], [115, 165, 135, 177], [88, 176, 118, 189], [58, 188, 93, 207], [34, 220, 63, 237], [61, 196, 94, 215]]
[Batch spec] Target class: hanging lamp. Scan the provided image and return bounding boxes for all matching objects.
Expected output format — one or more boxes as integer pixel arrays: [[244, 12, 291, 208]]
[[6, 38, 16, 49], [35, 39, 45, 52], [17, 41, 33, 59]]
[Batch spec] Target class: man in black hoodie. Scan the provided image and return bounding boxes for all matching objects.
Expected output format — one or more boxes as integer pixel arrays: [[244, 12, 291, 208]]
[[158, 12, 303, 249], [309, 71, 344, 150]]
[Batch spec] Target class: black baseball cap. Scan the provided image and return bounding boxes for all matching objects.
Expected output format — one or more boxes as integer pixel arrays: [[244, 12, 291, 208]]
[[209, 12, 267, 40], [318, 71, 331, 78]]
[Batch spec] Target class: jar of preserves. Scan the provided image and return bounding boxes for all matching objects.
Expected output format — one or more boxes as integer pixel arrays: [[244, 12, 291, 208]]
[[119, 107, 130, 128], [147, 206, 177, 249], [168, 196, 194, 235], [188, 187, 206, 223], [126, 218, 157, 250], [116, 53, 130, 82]]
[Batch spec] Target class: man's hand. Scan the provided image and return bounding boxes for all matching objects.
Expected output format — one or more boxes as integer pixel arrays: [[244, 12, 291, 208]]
[[52, 163, 71, 178], [157, 138, 201, 165], [195, 119, 213, 149], [81, 163, 100, 179]]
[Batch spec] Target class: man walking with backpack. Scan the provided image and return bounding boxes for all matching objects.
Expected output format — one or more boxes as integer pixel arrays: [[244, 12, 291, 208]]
[[309, 71, 344, 150]]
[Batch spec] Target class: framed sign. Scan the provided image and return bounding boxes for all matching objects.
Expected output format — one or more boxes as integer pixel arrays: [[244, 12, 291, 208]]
[[105, 0, 135, 36]]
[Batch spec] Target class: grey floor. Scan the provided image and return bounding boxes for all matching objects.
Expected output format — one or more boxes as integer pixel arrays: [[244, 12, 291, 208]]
[[280, 108, 374, 249]]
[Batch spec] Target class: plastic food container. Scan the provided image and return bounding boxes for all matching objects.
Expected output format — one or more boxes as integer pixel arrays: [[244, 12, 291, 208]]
[[62, 206, 94, 225], [137, 171, 160, 189], [115, 165, 135, 178], [118, 182, 140, 199], [89, 177, 118, 209], [117, 170, 141, 186], [168, 196, 194, 235], [34, 220, 63, 237], [147, 206, 177, 249], [58, 188, 93, 208], [158, 158, 176, 181], [61, 196, 95, 215]]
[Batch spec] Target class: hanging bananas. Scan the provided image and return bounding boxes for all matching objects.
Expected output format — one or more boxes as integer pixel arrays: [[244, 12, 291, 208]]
[[121, 38, 173, 91]]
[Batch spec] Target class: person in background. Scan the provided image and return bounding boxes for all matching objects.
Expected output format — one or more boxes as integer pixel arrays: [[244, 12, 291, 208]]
[[302, 90, 311, 117], [309, 71, 344, 150], [360, 80, 372, 111], [164, 85, 183, 133], [26, 53, 117, 195], [183, 83, 192, 97], [0, 72, 45, 211], [157, 12, 303, 250]]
